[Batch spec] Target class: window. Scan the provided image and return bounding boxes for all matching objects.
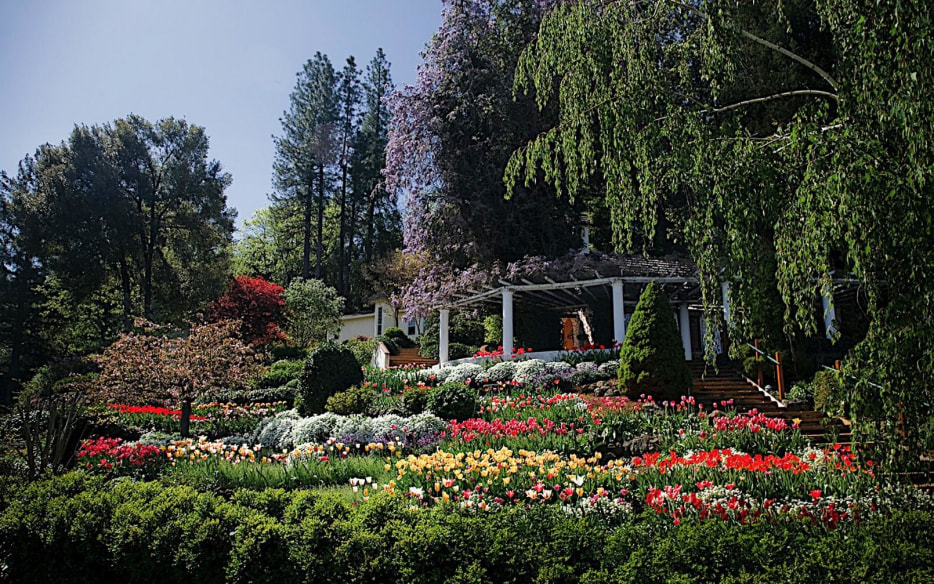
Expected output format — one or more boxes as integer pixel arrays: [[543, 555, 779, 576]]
[[376, 306, 383, 336], [407, 319, 416, 336]]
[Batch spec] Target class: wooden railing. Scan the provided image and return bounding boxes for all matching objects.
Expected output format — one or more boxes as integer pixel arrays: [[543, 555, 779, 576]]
[[747, 340, 786, 401]]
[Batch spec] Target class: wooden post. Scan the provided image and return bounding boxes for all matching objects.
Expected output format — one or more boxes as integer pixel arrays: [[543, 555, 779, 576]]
[[775, 351, 784, 401], [754, 339, 763, 387]]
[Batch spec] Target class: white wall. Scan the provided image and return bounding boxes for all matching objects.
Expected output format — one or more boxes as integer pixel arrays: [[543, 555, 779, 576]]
[[337, 315, 375, 343]]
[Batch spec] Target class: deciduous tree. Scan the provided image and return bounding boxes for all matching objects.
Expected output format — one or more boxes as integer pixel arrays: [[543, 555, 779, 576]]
[[95, 320, 261, 437]]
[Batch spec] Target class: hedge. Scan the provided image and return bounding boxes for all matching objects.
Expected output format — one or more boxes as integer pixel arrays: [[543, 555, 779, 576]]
[[1, 474, 932, 584]]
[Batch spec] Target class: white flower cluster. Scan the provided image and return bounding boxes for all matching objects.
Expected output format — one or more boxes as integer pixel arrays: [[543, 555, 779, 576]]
[[251, 410, 446, 452]]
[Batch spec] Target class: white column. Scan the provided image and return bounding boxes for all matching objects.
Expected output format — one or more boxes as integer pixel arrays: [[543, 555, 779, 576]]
[[679, 302, 692, 360], [721, 282, 732, 328], [821, 291, 838, 340], [502, 288, 514, 360], [611, 280, 625, 345], [439, 308, 450, 365]]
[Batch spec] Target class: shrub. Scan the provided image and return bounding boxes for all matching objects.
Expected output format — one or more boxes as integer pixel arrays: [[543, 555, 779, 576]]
[[325, 385, 375, 415], [569, 361, 607, 386], [252, 359, 304, 389], [370, 414, 408, 442], [331, 415, 375, 443], [290, 413, 342, 445], [344, 337, 377, 367], [374, 335, 401, 355], [449, 342, 478, 360], [427, 382, 477, 421], [485, 361, 517, 384], [210, 385, 297, 407], [384, 327, 416, 349], [598, 360, 619, 377], [813, 370, 846, 416], [404, 412, 447, 444], [440, 363, 484, 385], [298, 343, 364, 415], [402, 385, 433, 415], [252, 410, 300, 451], [618, 283, 692, 400], [483, 315, 503, 345], [788, 380, 814, 403], [514, 359, 546, 382], [267, 344, 308, 361], [419, 311, 485, 359]]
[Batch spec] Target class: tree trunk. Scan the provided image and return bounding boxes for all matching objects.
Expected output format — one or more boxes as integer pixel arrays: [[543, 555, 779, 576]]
[[303, 175, 313, 280], [347, 196, 358, 300], [143, 204, 158, 319], [180, 399, 192, 438], [364, 194, 375, 263], [118, 258, 133, 327], [338, 163, 348, 295], [316, 165, 325, 280]]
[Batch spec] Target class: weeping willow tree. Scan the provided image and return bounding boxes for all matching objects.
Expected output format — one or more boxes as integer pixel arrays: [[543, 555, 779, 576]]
[[506, 0, 934, 468]]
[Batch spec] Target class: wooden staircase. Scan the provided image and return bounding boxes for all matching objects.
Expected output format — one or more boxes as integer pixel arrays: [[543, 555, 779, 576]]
[[688, 362, 852, 444], [388, 347, 438, 368]]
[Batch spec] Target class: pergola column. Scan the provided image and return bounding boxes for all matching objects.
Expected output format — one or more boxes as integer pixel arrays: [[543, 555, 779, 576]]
[[821, 290, 838, 340], [502, 288, 514, 360], [611, 279, 626, 345], [438, 308, 450, 365], [679, 302, 692, 360]]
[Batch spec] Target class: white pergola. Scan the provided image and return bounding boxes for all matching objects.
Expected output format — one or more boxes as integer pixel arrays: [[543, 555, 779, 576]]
[[434, 253, 729, 364]]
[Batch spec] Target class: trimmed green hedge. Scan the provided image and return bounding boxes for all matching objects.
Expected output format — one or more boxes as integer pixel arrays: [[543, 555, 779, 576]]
[[1, 474, 932, 584]]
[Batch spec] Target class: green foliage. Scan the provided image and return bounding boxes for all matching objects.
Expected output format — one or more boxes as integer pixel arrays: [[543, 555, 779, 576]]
[[325, 385, 375, 415], [383, 326, 415, 348], [419, 311, 485, 359], [618, 283, 692, 400], [251, 359, 304, 390], [2, 474, 933, 584], [427, 382, 477, 421], [298, 342, 364, 415], [374, 335, 400, 355], [402, 385, 432, 415], [344, 337, 376, 367], [283, 278, 344, 348], [483, 315, 503, 345], [812, 370, 845, 417], [210, 386, 297, 408], [507, 0, 934, 466]]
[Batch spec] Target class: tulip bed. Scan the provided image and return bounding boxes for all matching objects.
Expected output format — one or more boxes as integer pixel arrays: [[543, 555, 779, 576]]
[[5, 365, 932, 583]]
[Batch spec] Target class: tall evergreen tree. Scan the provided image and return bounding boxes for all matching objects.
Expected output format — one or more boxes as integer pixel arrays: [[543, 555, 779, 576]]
[[335, 57, 361, 297], [355, 48, 395, 265], [272, 52, 339, 281]]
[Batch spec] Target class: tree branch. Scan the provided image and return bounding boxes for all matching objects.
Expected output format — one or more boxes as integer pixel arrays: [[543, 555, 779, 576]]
[[664, 0, 840, 92], [709, 89, 839, 112]]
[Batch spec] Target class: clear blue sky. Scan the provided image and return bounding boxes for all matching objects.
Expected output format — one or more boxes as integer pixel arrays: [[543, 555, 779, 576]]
[[0, 0, 442, 227]]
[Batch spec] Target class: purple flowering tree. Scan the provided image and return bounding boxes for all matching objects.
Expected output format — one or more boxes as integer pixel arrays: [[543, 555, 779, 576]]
[[385, 0, 585, 316]]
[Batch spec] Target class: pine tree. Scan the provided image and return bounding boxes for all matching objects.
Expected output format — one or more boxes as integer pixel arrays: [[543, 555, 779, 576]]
[[272, 52, 338, 281], [335, 57, 361, 297]]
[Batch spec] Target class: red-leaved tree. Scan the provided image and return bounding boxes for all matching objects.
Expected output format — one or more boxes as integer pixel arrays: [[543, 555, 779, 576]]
[[95, 320, 262, 436], [208, 276, 286, 346]]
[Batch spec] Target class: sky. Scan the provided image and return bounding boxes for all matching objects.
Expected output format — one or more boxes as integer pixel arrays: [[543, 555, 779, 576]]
[[0, 0, 443, 227]]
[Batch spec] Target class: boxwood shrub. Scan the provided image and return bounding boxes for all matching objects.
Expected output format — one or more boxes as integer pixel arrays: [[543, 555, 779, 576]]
[[298, 343, 364, 415], [1, 474, 932, 584]]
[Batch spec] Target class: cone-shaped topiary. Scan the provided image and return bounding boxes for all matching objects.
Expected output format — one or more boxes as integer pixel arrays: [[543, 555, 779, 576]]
[[618, 282, 692, 400]]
